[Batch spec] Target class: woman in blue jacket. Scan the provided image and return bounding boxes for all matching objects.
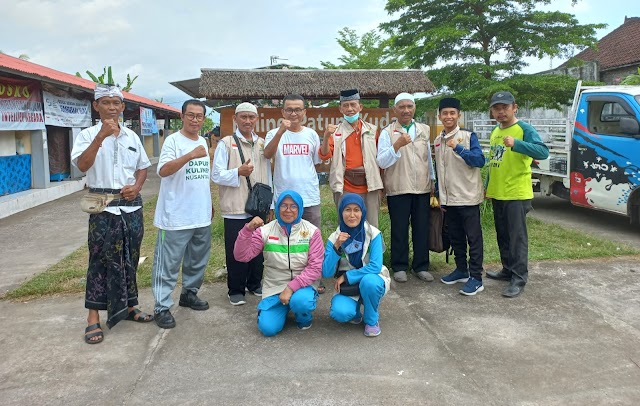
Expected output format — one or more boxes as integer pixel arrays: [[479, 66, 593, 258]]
[[322, 193, 391, 337]]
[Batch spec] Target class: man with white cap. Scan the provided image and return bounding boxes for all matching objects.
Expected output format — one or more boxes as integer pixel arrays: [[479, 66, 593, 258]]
[[71, 84, 153, 344], [320, 89, 383, 227], [377, 92, 435, 283], [151, 99, 212, 329], [212, 102, 272, 305]]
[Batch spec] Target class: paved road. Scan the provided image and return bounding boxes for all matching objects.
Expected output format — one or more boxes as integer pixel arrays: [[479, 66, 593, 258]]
[[529, 193, 640, 249], [1, 257, 639, 405], [0, 166, 161, 296]]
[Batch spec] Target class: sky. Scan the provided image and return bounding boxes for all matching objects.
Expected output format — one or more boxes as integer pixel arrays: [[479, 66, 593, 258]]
[[1, 0, 638, 120]]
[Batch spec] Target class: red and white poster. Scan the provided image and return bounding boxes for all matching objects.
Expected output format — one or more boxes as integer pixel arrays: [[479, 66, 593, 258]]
[[0, 77, 45, 131]]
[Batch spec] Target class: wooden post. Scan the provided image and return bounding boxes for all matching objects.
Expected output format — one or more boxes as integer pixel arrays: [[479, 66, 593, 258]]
[[379, 95, 389, 108]]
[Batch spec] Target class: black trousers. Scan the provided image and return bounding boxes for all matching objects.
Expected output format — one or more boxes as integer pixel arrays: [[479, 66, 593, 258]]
[[387, 193, 430, 273], [224, 218, 264, 296], [445, 205, 484, 280], [492, 199, 532, 285]]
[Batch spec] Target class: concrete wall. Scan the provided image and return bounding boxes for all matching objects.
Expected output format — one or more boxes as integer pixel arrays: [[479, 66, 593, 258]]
[[602, 66, 640, 85], [544, 61, 600, 82]]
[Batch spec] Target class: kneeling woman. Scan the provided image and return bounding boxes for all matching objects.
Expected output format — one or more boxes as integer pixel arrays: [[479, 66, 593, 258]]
[[322, 193, 390, 337], [234, 190, 324, 336]]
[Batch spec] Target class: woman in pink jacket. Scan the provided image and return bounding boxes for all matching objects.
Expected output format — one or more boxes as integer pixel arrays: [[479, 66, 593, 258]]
[[234, 190, 324, 336]]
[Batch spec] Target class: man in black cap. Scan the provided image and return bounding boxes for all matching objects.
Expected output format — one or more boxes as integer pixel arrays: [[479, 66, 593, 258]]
[[485, 91, 549, 297], [434, 98, 486, 295], [320, 89, 383, 227]]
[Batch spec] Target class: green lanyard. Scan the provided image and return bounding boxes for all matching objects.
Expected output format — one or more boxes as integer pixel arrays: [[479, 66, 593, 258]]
[[402, 122, 414, 133]]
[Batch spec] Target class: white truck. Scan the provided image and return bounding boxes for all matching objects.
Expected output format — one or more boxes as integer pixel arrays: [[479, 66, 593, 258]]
[[471, 83, 640, 225]]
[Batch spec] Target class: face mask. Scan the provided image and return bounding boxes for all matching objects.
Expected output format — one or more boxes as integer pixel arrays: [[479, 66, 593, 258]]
[[343, 112, 359, 124]]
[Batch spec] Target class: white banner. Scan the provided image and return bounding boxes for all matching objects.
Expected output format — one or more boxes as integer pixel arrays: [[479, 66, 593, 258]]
[[43, 91, 91, 128]]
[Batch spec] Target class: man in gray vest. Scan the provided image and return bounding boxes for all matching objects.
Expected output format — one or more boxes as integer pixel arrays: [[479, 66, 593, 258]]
[[377, 93, 435, 283], [434, 98, 486, 295]]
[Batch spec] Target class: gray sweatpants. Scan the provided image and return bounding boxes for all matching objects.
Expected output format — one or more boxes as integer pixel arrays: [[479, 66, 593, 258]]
[[152, 226, 212, 313]]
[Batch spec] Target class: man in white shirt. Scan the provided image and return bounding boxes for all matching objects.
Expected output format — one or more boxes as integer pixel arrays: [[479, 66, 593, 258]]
[[152, 99, 212, 329], [264, 94, 326, 293], [71, 84, 153, 344], [212, 102, 273, 305], [264, 94, 322, 228]]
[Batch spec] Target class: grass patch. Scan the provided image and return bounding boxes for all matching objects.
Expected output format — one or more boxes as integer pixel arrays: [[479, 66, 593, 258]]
[[5, 185, 637, 301]]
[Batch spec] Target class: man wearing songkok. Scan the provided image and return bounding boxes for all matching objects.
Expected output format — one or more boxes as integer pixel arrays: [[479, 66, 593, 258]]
[[377, 92, 435, 283], [213, 102, 273, 306], [434, 98, 486, 295], [320, 89, 383, 228], [152, 99, 212, 329], [71, 84, 153, 344], [485, 91, 549, 297]]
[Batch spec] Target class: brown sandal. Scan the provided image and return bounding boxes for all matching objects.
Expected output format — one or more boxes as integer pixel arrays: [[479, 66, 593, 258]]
[[84, 323, 104, 344], [126, 308, 154, 323]]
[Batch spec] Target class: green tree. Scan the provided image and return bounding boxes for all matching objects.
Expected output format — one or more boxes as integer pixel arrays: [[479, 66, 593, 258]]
[[0, 51, 30, 60], [76, 66, 138, 92], [381, 0, 606, 110], [621, 67, 640, 85], [321, 27, 408, 69]]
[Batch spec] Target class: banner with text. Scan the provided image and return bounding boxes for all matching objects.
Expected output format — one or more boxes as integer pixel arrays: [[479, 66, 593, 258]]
[[220, 107, 395, 138], [140, 107, 158, 136], [43, 91, 91, 128], [0, 77, 45, 131]]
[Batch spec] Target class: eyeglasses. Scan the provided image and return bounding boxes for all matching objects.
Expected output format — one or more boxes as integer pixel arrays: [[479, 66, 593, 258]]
[[184, 113, 205, 121], [283, 108, 304, 115], [98, 100, 123, 107], [279, 203, 299, 211]]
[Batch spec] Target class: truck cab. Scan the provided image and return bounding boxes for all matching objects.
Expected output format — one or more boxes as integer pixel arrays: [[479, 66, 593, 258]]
[[569, 86, 640, 224]]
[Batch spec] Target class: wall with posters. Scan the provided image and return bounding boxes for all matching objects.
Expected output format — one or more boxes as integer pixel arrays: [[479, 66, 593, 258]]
[[0, 77, 45, 131]]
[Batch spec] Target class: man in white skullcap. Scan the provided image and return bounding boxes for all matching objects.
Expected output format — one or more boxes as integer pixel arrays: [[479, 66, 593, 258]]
[[71, 84, 153, 344], [377, 92, 436, 284], [212, 102, 273, 305], [151, 99, 212, 329]]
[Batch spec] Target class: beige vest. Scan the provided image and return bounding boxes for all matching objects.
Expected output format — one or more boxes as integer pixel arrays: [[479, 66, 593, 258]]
[[382, 120, 433, 196], [328, 120, 383, 193], [434, 127, 484, 206], [218, 134, 270, 216], [260, 219, 320, 298]]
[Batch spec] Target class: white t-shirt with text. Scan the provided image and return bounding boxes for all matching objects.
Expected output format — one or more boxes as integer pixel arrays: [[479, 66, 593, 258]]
[[265, 126, 321, 207], [154, 131, 212, 230]]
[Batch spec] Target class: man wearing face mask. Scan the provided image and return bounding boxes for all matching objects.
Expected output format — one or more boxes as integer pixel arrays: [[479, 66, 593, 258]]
[[320, 89, 383, 228]]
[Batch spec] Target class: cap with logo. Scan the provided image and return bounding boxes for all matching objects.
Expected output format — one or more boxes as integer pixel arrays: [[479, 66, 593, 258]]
[[490, 91, 516, 107]]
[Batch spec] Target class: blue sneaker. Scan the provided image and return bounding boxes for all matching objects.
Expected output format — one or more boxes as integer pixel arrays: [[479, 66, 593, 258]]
[[349, 314, 363, 324], [459, 277, 484, 296], [297, 321, 312, 330], [441, 269, 470, 285]]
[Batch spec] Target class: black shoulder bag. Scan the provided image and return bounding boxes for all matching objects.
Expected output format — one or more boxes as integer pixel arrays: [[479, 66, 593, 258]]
[[232, 134, 273, 220]]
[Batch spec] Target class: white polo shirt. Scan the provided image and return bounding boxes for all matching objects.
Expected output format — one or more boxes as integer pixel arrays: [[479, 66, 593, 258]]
[[71, 122, 151, 215]]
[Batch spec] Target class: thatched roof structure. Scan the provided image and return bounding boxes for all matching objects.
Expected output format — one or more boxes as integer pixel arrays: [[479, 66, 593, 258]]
[[171, 69, 435, 103]]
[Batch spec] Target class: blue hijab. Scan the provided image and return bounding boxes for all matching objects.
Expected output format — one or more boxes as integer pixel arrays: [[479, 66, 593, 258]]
[[338, 193, 366, 268], [275, 190, 304, 235]]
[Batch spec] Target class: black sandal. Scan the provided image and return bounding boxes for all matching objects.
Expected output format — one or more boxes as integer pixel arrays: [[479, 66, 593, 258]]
[[126, 308, 154, 323], [84, 323, 104, 344], [317, 281, 326, 294]]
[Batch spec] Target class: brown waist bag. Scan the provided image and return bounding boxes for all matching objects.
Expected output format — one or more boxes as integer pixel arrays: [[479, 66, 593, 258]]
[[344, 166, 367, 186]]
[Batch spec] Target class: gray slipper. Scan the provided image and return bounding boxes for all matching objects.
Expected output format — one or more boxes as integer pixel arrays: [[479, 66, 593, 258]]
[[393, 271, 408, 283], [415, 271, 434, 282]]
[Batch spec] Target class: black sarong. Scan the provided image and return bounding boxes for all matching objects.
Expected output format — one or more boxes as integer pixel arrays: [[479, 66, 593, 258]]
[[85, 205, 144, 328]]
